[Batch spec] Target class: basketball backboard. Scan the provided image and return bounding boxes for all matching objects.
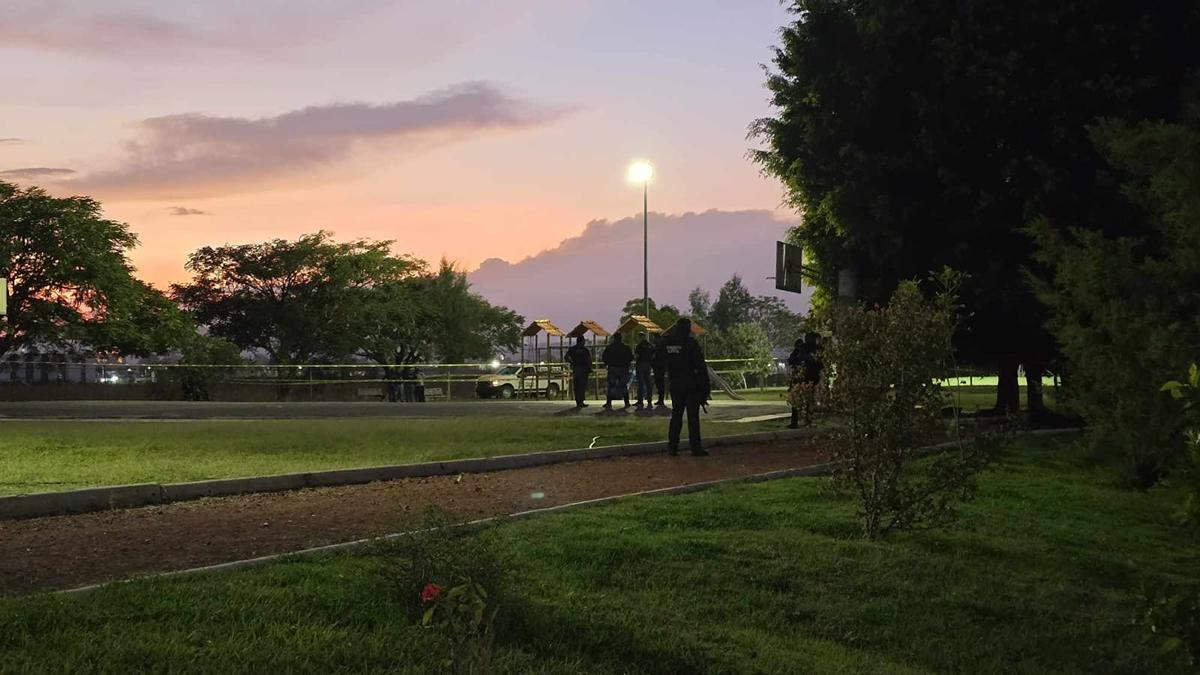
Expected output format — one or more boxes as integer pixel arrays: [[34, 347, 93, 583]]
[[774, 241, 804, 294]]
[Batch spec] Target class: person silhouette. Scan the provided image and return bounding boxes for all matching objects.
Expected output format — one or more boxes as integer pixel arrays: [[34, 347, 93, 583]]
[[663, 318, 710, 456], [634, 332, 655, 408], [601, 333, 634, 409], [565, 336, 593, 408]]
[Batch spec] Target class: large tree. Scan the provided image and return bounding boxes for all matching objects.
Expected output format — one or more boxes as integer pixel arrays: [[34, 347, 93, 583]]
[[172, 231, 423, 364], [753, 0, 1200, 412], [419, 260, 523, 364], [617, 297, 682, 333], [0, 181, 193, 356], [173, 234, 522, 366]]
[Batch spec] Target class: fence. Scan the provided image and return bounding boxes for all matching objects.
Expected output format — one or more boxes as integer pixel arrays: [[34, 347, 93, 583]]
[[0, 358, 782, 402]]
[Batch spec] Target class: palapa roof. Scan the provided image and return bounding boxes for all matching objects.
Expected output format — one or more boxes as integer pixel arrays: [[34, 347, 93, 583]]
[[616, 315, 707, 336], [566, 320, 610, 338], [521, 319, 565, 337], [615, 315, 663, 335]]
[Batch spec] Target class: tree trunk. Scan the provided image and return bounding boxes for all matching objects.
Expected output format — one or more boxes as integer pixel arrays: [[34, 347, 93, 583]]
[[993, 354, 1020, 414], [1025, 361, 1047, 416]]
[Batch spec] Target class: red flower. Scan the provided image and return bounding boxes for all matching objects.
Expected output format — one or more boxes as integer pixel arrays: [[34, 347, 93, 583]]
[[420, 582, 442, 603]]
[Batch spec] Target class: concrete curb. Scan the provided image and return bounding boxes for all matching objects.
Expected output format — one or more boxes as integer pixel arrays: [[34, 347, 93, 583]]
[[56, 427, 1083, 597], [0, 428, 816, 521]]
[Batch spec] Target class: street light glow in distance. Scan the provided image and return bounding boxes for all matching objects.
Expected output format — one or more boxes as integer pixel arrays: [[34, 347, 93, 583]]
[[627, 161, 654, 184]]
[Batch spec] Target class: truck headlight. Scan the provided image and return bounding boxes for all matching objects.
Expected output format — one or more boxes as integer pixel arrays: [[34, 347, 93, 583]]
[[491, 380, 500, 386]]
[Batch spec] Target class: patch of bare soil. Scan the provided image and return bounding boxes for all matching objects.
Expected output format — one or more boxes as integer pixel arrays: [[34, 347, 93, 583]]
[[0, 441, 821, 596]]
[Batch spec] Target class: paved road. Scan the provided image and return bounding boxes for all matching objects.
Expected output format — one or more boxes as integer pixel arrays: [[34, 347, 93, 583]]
[[0, 399, 788, 422]]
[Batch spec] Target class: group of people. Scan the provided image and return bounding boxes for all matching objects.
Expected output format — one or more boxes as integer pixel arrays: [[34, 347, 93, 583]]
[[563, 321, 824, 456], [565, 318, 711, 456]]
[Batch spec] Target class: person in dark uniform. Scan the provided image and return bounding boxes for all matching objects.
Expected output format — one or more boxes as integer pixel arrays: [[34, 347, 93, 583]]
[[633, 333, 655, 409], [565, 336, 593, 408], [786, 332, 824, 428], [651, 332, 667, 407], [601, 333, 634, 409], [664, 317, 710, 456]]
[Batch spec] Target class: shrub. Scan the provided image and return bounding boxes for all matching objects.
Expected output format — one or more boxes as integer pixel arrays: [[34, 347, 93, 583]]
[[1162, 363, 1200, 525], [379, 513, 506, 674], [177, 335, 243, 401], [821, 273, 995, 539], [1140, 582, 1200, 668], [1031, 111, 1200, 488]]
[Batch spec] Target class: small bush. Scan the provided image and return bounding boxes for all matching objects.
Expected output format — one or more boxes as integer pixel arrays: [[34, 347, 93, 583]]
[[821, 273, 995, 539], [379, 512, 506, 674], [1140, 582, 1200, 668], [1162, 363, 1200, 525]]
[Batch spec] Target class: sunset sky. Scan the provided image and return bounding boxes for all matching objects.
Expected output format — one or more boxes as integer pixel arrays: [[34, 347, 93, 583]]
[[1, 0, 796, 296]]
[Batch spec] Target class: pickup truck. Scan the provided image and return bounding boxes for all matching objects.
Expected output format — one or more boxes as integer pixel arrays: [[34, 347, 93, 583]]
[[475, 364, 572, 399]]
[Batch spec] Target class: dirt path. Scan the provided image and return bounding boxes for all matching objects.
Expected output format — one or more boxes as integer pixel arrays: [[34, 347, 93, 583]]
[[0, 440, 821, 596]]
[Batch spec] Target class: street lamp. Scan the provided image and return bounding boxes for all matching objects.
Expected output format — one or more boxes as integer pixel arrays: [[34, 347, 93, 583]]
[[627, 160, 653, 319]]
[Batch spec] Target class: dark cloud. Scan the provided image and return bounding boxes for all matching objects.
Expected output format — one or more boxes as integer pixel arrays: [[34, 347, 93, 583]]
[[0, 138, 25, 145], [469, 210, 810, 330], [69, 82, 572, 199], [0, 167, 77, 181], [167, 206, 209, 216]]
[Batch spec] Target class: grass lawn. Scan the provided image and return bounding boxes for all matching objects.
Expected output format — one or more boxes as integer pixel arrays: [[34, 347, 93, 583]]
[[2, 434, 1195, 673], [0, 416, 780, 495], [724, 385, 1059, 412]]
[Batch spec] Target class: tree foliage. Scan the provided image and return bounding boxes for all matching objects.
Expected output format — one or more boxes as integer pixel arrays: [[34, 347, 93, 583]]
[[708, 322, 774, 385], [617, 297, 681, 334], [421, 260, 523, 364], [172, 233, 522, 366], [0, 181, 194, 356], [753, 0, 1200, 409], [709, 276, 755, 333], [1031, 110, 1200, 487]]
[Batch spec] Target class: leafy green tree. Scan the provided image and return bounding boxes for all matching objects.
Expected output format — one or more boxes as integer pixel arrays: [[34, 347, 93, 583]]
[[617, 297, 681, 334], [753, 0, 1200, 412], [420, 260, 523, 364], [749, 295, 805, 350], [709, 276, 755, 332], [708, 322, 774, 387], [1031, 111, 1200, 487], [687, 288, 712, 325], [172, 231, 423, 364], [176, 334, 244, 401], [0, 181, 194, 356]]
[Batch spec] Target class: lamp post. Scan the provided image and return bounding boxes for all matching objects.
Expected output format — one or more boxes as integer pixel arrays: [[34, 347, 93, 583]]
[[627, 161, 654, 319]]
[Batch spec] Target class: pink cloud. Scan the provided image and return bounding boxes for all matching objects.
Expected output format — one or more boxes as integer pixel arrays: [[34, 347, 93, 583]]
[[0, 167, 76, 181], [469, 209, 809, 330], [66, 83, 573, 199]]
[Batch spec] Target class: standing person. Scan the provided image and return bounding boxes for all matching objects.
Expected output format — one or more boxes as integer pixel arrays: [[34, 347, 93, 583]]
[[565, 336, 593, 408], [601, 333, 634, 409], [786, 332, 824, 428], [651, 332, 667, 407], [633, 333, 655, 409], [664, 318, 710, 456]]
